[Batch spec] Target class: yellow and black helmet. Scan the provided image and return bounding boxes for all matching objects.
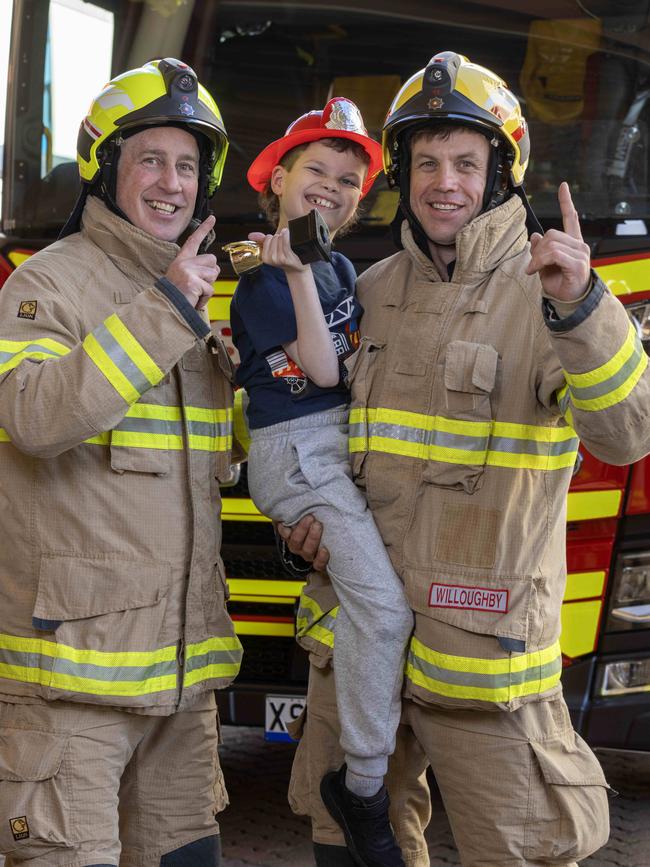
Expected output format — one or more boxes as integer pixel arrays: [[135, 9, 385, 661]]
[[77, 57, 228, 195], [383, 51, 530, 191]]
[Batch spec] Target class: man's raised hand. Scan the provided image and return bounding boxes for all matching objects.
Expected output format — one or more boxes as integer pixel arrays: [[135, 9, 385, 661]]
[[525, 182, 591, 302], [166, 215, 219, 310]]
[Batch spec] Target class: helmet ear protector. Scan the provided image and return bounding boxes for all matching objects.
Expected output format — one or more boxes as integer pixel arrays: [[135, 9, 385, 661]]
[[61, 58, 228, 238]]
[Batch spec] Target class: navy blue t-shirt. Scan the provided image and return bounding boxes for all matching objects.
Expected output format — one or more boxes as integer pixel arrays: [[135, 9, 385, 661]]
[[230, 252, 362, 429]]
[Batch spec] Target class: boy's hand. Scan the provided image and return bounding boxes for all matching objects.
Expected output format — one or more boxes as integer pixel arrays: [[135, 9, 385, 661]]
[[249, 228, 308, 274], [166, 215, 219, 310]]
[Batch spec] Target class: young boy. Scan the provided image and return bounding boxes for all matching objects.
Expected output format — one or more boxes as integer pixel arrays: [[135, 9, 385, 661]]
[[230, 98, 413, 867]]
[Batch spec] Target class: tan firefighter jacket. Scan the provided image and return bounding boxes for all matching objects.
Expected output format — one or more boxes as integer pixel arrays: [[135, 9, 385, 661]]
[[297, 195, 650, 712], [0, 197, 242, 713]]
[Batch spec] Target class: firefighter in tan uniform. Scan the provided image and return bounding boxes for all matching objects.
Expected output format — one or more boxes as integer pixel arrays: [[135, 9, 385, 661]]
[[0, 59, 242, 867], [281, 52, 650, 866]]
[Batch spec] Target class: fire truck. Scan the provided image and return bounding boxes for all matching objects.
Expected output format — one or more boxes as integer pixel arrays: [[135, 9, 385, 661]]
[[2, 0, 650, 746]]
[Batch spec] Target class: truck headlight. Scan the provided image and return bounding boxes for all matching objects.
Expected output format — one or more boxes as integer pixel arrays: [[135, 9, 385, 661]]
[[607, 552, 650, 629], [599, 659, 650, 696]]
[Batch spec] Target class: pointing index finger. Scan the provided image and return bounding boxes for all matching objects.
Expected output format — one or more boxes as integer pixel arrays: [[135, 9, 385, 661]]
[[180, 215, 215, 257], [558, 181, 583, 241]]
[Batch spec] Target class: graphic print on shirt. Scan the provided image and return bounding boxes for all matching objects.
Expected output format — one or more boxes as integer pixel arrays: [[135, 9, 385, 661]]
[[265, 348, 308, 395], [262, 296, 360, 397]]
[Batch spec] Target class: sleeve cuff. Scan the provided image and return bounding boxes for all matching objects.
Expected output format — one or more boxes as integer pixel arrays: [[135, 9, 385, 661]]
[[155, 277, 211, 339], [543, 272, 605, 333]]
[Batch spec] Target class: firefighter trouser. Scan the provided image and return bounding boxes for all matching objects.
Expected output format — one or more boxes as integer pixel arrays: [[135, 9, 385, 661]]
[[289, 661, 611, 866], [0, 692, 227, 867], [248, 408, 413, 781]]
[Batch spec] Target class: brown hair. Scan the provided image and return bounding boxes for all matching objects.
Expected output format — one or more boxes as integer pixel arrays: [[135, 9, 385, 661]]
[[258, 137, 370, 234]]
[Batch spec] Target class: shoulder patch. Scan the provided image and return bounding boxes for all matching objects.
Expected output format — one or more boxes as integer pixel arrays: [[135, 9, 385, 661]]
[[18, 300, 37, 320]]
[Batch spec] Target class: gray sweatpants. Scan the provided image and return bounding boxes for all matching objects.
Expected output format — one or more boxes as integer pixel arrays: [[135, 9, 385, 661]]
[[247, 406, 413, 780]]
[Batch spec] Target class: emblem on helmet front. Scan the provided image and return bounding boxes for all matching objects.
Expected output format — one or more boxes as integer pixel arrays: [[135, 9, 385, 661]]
[[427, 97, 444, 110], [325, 99, 366, 134], [179, 102, 195, 117]]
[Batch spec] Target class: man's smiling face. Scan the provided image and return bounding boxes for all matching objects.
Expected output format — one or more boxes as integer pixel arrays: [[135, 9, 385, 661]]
[[115, 126, 199, 242], [409, 126, 490, 254]]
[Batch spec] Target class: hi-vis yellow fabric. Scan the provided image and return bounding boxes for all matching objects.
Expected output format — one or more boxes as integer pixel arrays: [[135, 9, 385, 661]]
[[0, 197, 241, 711], [297, 196, 650, 712]]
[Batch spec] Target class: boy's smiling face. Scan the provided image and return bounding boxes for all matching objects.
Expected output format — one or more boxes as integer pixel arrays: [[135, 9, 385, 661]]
[[270, 140, 367, 237]]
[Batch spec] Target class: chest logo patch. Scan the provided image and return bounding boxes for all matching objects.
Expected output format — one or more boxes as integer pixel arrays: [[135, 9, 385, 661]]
[[10, 816, 29, 841], [17, 300, 37, 320], [429, 582, 509, 613]]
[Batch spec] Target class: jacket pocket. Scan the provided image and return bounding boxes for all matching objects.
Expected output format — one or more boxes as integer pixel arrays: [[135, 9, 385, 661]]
[[345, 337, 385, 480], [402, 567, 560, 711], [110, 441, 170, 475], [423, 340, 498, 493], [525, 734, 611, 861], [0, 728, 73, 857]]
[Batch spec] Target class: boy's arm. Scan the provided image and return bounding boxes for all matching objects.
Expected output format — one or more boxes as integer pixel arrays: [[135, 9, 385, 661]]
[[251, 229, 339, 387]]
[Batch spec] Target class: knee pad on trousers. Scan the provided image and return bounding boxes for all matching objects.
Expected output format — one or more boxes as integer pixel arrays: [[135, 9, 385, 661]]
[[313, 842, 356, 866], [160, 834, 221, 866]]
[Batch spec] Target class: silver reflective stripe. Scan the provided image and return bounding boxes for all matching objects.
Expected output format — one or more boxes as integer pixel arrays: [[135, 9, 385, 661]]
[[93, 322, 153, 396], [407, 649, 562, 690], [569, 340, 645, 401]]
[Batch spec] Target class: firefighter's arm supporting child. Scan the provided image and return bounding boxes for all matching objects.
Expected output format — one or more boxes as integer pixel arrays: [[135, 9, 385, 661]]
[[248, 228, 340, 387]]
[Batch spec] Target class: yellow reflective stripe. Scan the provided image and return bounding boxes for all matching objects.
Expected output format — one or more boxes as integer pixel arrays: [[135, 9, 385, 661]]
[[0, 337, 70, 355], [183, 663, 242, 687], [563, 571, 606, 601], [409, 636, 561, 675], [83, 332, 140, 403], [565, 324, 637, 389], [567, 489, 622, 521], [0, 428, 9, 442], [572, 352, 647, 412], [127, 403, 182, 421], [227, 579, 305, 598], [110, 431, 184, 449], [187, 435, 230, 452], [486, 451, 577, 470], [0, 663, 176, 697], [405, 661, 561, 702], [104, 314, 163, 388], [84, 432, 111, 445], [234, 621, 295, 637], [560, 600, 602, 657], [0, 633, 176, 665], [185, 407, 231, 423], [304, 621, 335, 648], [185, 635, 242, 659]]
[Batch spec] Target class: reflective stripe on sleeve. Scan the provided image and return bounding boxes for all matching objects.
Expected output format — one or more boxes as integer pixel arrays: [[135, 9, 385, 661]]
[[0, 337, 71, 375], [349, 407, 578, 471], [83, 314, 164, 404], [296, 594, 338, 649], [564, 322, 648, 412], [406, 637, 562, 702], [0, 632, 177, 697], [182, 635, 243, 687]]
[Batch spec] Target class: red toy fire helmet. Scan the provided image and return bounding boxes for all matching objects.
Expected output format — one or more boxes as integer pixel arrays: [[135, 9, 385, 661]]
[[247, 97, 383, 198]]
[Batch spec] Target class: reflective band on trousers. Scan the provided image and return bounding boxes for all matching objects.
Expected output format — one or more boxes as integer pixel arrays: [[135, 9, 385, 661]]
[[83, 313, 164, 403], [0, 403, 233, 453], [0, 632, 242, 698], [406, 637, 562, 702], [296, 593, 339, 648], [349, 408, 578, 470]]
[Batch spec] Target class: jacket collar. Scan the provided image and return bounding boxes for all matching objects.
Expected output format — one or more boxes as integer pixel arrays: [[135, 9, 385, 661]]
[[81, 196, 179, 285], [401, 195, 529, 284]]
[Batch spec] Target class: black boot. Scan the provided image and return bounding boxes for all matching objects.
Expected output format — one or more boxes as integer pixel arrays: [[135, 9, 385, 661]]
[[320, 765, 405, 867], [160, 833, 221, 866], [313, 842, 358, 866]]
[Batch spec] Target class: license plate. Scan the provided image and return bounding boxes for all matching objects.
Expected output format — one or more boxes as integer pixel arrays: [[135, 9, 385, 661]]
[[265, 694, 306, 742]]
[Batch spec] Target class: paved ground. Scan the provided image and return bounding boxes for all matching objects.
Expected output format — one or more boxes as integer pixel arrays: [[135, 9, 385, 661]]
[[218, 727, 650, 867]]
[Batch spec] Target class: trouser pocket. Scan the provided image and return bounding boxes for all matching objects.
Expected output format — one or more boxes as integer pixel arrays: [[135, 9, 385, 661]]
[[0, 725, 74, 858], [524, 732, 611, 861]]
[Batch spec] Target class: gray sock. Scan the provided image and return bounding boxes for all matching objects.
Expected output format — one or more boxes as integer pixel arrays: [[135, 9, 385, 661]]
[[344, 768, 383, 798]]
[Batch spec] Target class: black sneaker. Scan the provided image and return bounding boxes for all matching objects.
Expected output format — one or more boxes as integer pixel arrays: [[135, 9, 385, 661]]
[[320, 765, 405, 867]]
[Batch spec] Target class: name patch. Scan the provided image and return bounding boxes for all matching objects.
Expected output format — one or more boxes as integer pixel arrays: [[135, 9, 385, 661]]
[[429, 583, 509, 613]]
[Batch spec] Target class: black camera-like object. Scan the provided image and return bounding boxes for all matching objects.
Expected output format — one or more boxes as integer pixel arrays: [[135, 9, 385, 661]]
[[288, 208, 332, 265]]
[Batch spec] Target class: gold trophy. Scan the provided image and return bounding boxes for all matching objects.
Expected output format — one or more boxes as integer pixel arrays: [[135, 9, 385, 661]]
[[223, 209, 332, 277]]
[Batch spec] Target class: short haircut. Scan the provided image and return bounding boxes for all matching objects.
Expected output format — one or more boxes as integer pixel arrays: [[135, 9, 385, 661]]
[[258, 137, 370, 232]]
